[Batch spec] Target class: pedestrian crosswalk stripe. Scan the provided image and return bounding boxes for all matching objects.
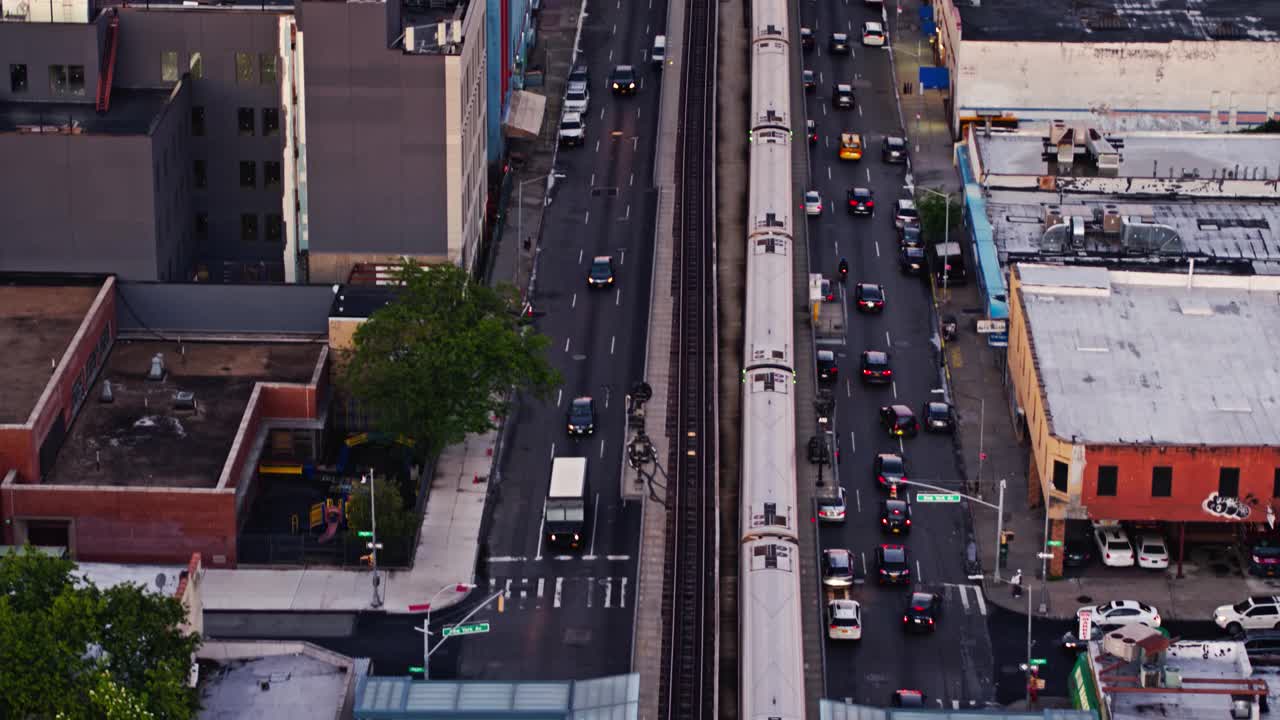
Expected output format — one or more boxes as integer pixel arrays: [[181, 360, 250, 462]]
[[554, 577, 564, 608], [942, 583, 987, 616]]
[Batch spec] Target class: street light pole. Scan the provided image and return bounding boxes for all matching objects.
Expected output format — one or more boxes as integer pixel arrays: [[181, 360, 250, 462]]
[[360, 473, 383, 609], [411, 583, 476, 680], [418, 589, 503, 679], [994, 477, 1006, 583], [894, 476, 1004, 582], [917, 186, 956, 294]]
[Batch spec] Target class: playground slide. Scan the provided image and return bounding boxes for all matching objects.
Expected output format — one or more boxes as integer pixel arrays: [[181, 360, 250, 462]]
[[317, 506, 343, 544]]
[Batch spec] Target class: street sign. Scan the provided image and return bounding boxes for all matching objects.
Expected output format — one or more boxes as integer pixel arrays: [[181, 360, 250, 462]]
[[976, 319, 1007, 334], [916, 493, 962, 503], [1046, 540, 1063, 547], [1078, 609, 1093, 642], [409, 666, 425, 674], [1036, 552, 1054, 560], [442, 622, 490, 637], [1029, 658, 1048, 666]]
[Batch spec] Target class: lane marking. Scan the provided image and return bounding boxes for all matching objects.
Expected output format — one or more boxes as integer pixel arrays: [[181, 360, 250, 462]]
[[564, 337, 571, 353], [585, 210, 590, 225], [599, 438, 606, 457], [556, 388, 563, 407], [975, 588, 988, 615], [606, 554, 631, 561], [608, 49, 613, 62], [636, 107, 641, 119], [860, 552, 868, 576], [610, 335, 616, 354], [886, 330, 892, 346], [504, 578, 512, 599], [629, 172, 634, 186], [616, 288, 622, 306], [855, 488, 862, 513], [827, 166, 832, 180], [632, 136, 638, 150], [599, 107, 605, 120], [916, 560, 923, 583], [866, 167, 871, 182], [578, 248, 584, 264], [537, 577, 545, 599], [595, 139, 601, 152], [536, 498, 547, 560], [590, 172, 596, 185], [604, 578, 613, 608], [875, 241, 880, 257], [845, 378, 851, 397], [892, 380, 898, 398], [620, 249, 625, 264], [850, 431, 856, 454], [583, 554, 598, 560], [611, 23, 616, 35], [487, 555, 528, 563], [625, 204, 631, 219], [571, 293, 577, 309], [554, 577, 564, 608], [550, 442, 556, 459], [587, 576, 594, 608], [621, 577, 628, 608], [957, 585, 969, 610]]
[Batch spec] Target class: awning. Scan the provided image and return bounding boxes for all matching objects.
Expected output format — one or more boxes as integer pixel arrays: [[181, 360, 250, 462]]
[[502, 90, 546, 140], [918, 66, 950, 90]]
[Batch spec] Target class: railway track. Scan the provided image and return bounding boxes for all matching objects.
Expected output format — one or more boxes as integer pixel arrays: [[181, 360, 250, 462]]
[[658, 0, 718, 718]]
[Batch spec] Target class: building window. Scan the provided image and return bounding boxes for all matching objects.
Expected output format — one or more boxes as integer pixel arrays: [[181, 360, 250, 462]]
[[68, 65, 85, 95], [190, 52, 203, 80], [265, 214, 283, 243], [1152, 466, 1173, 498], [264, 160, 282, 188], [49, 65, 83, 96], [238, 107, 255, 136], [259, 53, 278, 85], [262, 107, 280, 136], [240, 214, 259, 242], [9, 64, 27, 93], [1096, 466, 1118, 497], [193, 160, 207, 189], [161, 51, 179, 82], [235, 52, 254, 84], [194, 213, 209, 242], [1052, 460, 1068, 493], [1219, 467, 1240, 498], [191, 106, 205, 136], [239, 161, 256, 188]]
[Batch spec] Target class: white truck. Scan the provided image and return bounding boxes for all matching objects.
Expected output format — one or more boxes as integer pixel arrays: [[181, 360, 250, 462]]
[[545, 457, 589, 550]]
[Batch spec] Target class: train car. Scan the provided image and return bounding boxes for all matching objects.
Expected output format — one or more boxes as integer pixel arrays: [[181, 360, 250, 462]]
[[740, 366, 799, 542], [739, 536, 806, 720]]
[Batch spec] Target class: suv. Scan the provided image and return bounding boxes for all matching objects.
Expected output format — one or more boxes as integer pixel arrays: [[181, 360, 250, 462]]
[[567, 396, 595, 436], [564, 81, 590, 113], [587, 255, 616, 287], [609, 65, 637, 95], [880, 498, 911, 534], [569, 64, 590, 86], [558, 111, 586, 147], [893, 198, 920, 229], [879, 405, 919, 437], [833, 84, 854, 108], [882, 135, 908, 163], [846, 187, 874, 215], [822, 548, 857, 587], [829, 32, 850, 54], [860, 350, 892, 384], [1214, 596, 1280, 635], [1093, 524, 1136, 567], [817, 350, 838, 383], [873, 452, 907, 489], [817, 487, 847, 522], [827, 599, 862, 640], [875, 544, 911, 585]]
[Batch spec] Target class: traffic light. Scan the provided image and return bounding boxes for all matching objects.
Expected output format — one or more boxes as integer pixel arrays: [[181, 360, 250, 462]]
[[360, 554, 376, 567], [999, 531, 1013, 566]]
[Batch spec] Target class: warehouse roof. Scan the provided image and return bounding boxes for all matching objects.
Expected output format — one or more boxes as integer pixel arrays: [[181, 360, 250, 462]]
[[1015, 265, 1280, 446], [955, 0, 1280, 43]]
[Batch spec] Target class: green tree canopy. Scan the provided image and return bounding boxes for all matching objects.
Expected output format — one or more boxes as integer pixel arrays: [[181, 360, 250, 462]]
[[914, 188, 964, 243], [0, 547, 201, 720], [344, 262, 561, 458], [346, 475, 418, 541]]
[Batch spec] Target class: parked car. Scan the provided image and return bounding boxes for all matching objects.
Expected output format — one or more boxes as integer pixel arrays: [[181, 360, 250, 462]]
[[1093, 524, 1136, 567], [800, 26, 814, 51], [861, 21, 886, 47], [1214, 596, 1280, 635], [922, 401, 954, 432], [827, 599, 863, 640], [564, 81, 590, 113], [892, 690, 926, 708], [1249, 539, 1280, 577], [894, 198, 920, 229], [1063, 526, 1095, 568], [569, 64, 590, 86], [558, 111, 586, 146], [899, 245, 926, 275], [882, 135, 908, 163], [817, 487, 848, 523], [817, 349, 838, 383], [1135, 533, 1170, 570], [898, 225, 924, 249], [806, 119, 818, 144], [804, 190, 823, 216], [1078, 600, 1161, 629], [802, 69, 816, 92]]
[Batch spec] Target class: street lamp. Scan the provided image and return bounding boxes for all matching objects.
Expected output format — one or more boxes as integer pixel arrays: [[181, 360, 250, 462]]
[[408, 583, 475, 679], [516, 174, 549, 275], [359, 473, 383, 609], [412, 588, 503, 680], [894, 476, 1007, 583], [917, 186, 958, 293]]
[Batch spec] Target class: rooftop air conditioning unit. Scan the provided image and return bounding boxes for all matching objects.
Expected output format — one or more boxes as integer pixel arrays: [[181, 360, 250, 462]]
[[1103, 624, 1161, 662], [1102, 206, 1123, 235], [1044, 204, 1064, 227], [1161, 665, 1182, 689]]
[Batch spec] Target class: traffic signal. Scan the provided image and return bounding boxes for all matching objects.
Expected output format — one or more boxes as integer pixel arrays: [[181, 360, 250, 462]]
[[360, 554, 376, 567], [999, 531, 1013, 565]]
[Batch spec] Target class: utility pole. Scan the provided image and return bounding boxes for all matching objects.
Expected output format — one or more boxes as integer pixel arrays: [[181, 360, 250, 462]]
[[895, 476, 1005, 581], [413, 590, 503, 679], [359, 473, 383, 608]]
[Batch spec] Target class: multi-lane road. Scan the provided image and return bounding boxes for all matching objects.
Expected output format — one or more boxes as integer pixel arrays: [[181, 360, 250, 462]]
[[796, 0, 998, 708], [454, 0, 668, 680]]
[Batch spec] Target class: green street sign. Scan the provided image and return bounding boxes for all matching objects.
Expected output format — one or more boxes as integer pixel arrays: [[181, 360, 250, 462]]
[[442, 622, 490, 637], [409, 666, 425, 673], [1046, 540, 1064, 547], [915, 493, 962, 503], [357, 531, 374, 538], [1029, 658, 1048, 666]]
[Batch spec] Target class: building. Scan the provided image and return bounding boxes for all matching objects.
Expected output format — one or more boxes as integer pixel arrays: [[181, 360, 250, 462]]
[[929, 0, 1280, 135], [354, 674, 640, 718], [486, 0, 538, 164], [197, 640, 365, 720], [1007, 264, 1280, 576]]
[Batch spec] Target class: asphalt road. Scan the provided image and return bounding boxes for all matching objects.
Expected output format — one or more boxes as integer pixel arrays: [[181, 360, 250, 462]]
[[795, 0, 997, 708], [455, 0, 667, 680]]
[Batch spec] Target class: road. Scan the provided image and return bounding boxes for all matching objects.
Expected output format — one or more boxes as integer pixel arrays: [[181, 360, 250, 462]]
[[796, 0, 997, 708], [455, 0, 668, 680]]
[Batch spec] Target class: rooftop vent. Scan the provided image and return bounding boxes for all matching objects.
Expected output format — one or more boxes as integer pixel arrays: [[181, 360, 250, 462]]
[[1176, 297, 1213, 316], [173, 391, 196, 411], [147, 353, 166, 382]]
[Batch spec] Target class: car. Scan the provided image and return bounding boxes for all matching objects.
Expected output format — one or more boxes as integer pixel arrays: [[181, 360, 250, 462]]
[[568, 64, 590, 86], [800, 26, 814, 51], [827, 599, 863, 640], [903, 591, 941, 631], [874, 452, 907, 488], [875, 544, 911, 585], [860, 350, 892, 384], [880, 498, 912, 534], [898, 225, 924, 249], [1135, 533, 1169, 570], [820, 277, 835, 302], [567, 396, 595, 436], [806, 119, 818, 144], [880, 405, 919, 437], [893, 198, 920, 229], [923, 401, 955, 432], [1063, 527, 1095, 568], [564, 81, 590, 113], [862, 21, 886, 46], [892, 690, 926, 708], [854, 282, 885, 312], [802, 69, 816, 92], [1060, 624, 1105, 653], [1214, 596, 1280, 635], [804, 190, 823, 216], [609, 65, 637, 95], [817, 487, 847, 523], [829, 32, 850, 54], [1078, 600, 1161, 629], [1249, 538, 1280, 577], [898, 245, 926, 275], [883, 135, 908, 163], [833, 83, 854, 108], [587, 255, 615, 287], [822, 548, 856, 587], [817, 349, 838, 383], [558, 111, 586, 146], [846, 187, 874, 215], [1093, 525, 1136, 567], [838, 132, 863, 160]]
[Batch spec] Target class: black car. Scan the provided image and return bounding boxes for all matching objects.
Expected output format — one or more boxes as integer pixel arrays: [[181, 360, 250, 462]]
[[802, 69, 816, 92], [609, 65, 637, 95], [903, 591, 942, 631], [800, 26, 814, 51], [822, 548, 857, 587], [882, 135, 909, 163], [860, 350, 892, 384], [898, 225, 924, 249], [807, 119, 818, 144], [829, 32, 850, 54], [892, 690, 926, 708], [899, 245, 926, 275], [853, 282, 885, 312], [587, 255, 616, 287], [833, 83, 854, 108], [875, 544, 912, 585], [880, 498, 912, 534], [1064, 525, 1096, 568], [568, 64, 590, 86], [846, 187, 874, 215], [874, 452, 907, 489], [879, 405, 919, 437], [567, 396, 595, 436], [923, 401, 955, 432], [817, 349, 838, 383]]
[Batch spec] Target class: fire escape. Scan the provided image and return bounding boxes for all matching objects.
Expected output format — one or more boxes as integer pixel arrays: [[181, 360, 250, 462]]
[[95, 9, 120, 113]]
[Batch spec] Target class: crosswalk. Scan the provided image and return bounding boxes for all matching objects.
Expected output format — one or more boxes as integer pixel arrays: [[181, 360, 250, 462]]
[[487, 575, 632, 612], [941, 583, 987, 616]]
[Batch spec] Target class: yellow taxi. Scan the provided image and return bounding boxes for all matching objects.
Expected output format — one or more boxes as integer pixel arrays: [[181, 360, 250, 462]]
[[838, 132, 863, 160]]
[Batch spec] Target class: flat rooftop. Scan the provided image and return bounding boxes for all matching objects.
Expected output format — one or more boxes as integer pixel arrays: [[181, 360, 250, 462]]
[[46, 341, 321, 488], [0, 282, 101, 424], [1097, 640, 1255, 720], [955, 0, 1280, 43], [986, 190, 1280, 264], [0, 89, 174, 136], [199, 652, 349, 720], [976, 131, 1280, 180], [75, 561, 186, 595], [1016, 265, 1280, 446]]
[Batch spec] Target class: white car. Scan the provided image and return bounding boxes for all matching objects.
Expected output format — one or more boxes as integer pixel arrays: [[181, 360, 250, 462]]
[[817, 487, 847, 523], [1214, 596, 1280, 635], [1078, 600, 1161, 629], [862, 21, 886, 47], [558, 111, 586, 147], [804, 190, 823, 216], [1135, 533, 1169, 570], [564, 81, 590, 113], [827, 599, 862, 640], [1093, 525, 1135, 567]]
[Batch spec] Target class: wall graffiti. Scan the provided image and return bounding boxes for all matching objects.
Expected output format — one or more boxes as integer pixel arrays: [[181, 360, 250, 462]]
[[1202, 492, 1257, 520]]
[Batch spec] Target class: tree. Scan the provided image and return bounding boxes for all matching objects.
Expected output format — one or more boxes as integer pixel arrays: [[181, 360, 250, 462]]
[[344, 262, 561, 458], [0, 547, 200, 720], [346, 475, 418, 542], [1243, 119, 1280, 134], [914, 188, 963, 243]]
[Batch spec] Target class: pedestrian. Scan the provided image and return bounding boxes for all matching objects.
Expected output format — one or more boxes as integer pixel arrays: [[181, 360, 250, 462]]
[[1010, 569, 1023, 597], [523, 236, 532, 251]]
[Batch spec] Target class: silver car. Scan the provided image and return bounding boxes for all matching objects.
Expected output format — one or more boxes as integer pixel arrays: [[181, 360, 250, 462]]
[[564, 81, 590, 114]]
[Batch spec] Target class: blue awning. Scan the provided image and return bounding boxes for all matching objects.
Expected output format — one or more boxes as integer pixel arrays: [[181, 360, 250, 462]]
[[918, 66, 950, 90]]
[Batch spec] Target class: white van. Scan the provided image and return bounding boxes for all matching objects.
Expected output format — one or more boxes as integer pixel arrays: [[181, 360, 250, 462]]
[[652, 35, 667, 69]]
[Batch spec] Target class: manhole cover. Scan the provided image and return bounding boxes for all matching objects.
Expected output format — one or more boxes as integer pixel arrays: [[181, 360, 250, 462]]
[[572, 354, 587, 361], [1077, 595, 1093, 604], [563, 628, 591, 646]]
